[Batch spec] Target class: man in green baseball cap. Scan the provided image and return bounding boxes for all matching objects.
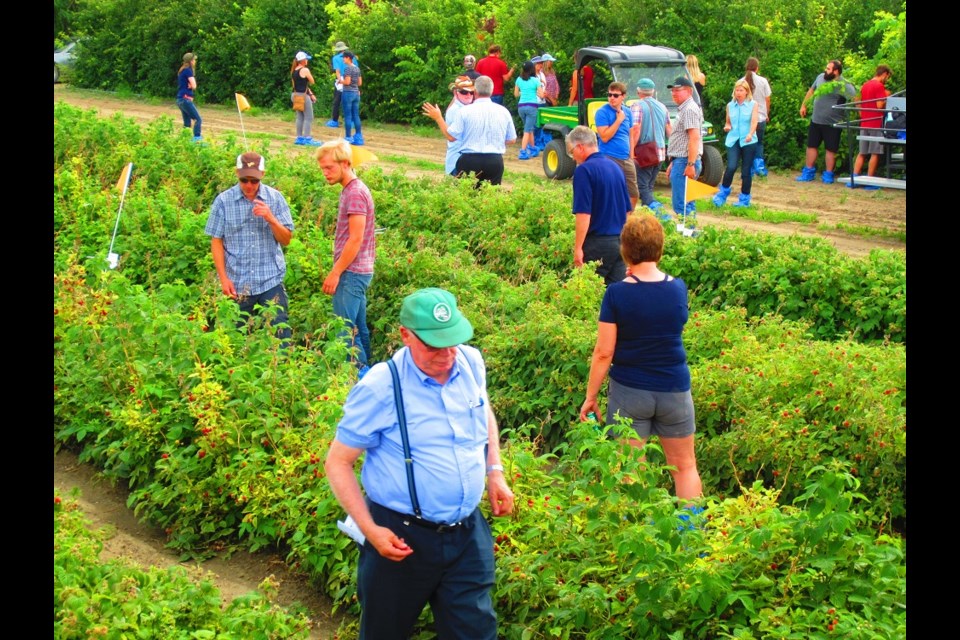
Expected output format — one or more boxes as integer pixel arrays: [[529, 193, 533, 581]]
[[325, 286, 514, 639]]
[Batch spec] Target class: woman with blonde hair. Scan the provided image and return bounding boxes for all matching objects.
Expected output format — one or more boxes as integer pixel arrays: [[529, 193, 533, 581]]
[[176, 53, 202, 141], [713, 79, 758, 207], [290, 51, 321, 146], [686, 54, 706, 98], [580, 212, 703, 503]]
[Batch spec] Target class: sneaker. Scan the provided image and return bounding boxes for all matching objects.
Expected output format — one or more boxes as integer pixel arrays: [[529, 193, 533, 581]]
[[351, 133, 365, 146], [821, 170, 835, 184], [357, 364, 370, 381], [303, 137, 322, 147], [795, 166, 816, 182], [518, 148, 531, 160], [193, 136, 203, 143], [294, 136, 306, 145], [525, 145, 539, 158], [344, 135, 354, 144], [325, 120, 340, 128]]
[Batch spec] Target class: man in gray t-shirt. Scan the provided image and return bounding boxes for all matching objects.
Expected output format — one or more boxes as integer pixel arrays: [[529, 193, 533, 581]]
[[796, 59, 855, 184]]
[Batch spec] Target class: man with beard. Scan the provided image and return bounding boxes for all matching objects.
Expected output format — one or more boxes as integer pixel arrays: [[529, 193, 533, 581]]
[[796, 59, 856, 184]]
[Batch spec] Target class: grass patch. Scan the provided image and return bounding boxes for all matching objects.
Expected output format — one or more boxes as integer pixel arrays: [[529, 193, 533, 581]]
[[709, 205, 818, 224], [378, 154, 445, 171], [823, 222, 906, 243]]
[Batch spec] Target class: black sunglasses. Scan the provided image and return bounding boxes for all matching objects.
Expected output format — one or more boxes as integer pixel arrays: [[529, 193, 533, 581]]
[[239, 177, 261, 184], [457, 89, 474, 95], [607, 92, 623, 98]]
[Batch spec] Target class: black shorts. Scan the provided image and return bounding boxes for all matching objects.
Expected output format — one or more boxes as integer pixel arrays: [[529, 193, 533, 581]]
[[806, 122, 843, 153]]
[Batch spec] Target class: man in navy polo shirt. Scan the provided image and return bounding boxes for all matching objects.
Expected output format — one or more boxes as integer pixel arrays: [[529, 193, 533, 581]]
[[567, 125, 632, 286], [326, 287, 515, 640]]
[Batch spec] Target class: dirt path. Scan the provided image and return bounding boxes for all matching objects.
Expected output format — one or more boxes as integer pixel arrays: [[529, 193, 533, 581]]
[[54, 448, 345, 639], [55, 85, 906, 258]]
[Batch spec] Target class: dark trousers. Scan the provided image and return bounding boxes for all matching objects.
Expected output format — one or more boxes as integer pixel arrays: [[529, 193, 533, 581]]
[[236, 283, 291, 345], [331, 86, 342, 122], [721, 141, 757, 195], [358, 501, 497, 640], [582, 234, 626, 286], [455, 153, 505, 187]]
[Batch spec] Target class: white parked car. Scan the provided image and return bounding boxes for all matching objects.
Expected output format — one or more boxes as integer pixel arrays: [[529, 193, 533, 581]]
[[54, 41, 78, 83]]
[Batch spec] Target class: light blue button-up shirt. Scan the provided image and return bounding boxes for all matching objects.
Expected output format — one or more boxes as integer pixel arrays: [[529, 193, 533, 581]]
[[447, 98, 517, 155], [334, 345, 490, 524]]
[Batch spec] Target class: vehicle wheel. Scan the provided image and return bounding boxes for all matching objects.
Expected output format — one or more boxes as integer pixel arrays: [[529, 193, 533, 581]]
[[543, 139, 576, 180], [698, 144, 723, 186], [54, 64, 60, 84]]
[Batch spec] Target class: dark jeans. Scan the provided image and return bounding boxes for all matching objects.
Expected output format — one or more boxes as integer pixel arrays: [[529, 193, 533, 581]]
[[636, 164, 660, 208], [331, 85, 342, 122], [721, 142, 757, 195], [358, 501, 497, 640], [755, 120, 767, 160], [236, 283, 291, 346], [582, 234, 625, 286], [490, 94, 504, 105], [455, 153, 505, 187], [176, 97, 202, 137]]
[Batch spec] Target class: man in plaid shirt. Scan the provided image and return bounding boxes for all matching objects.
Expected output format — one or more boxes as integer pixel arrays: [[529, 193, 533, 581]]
[[205, 151, 294, 343], [318, 139, 377, 373]]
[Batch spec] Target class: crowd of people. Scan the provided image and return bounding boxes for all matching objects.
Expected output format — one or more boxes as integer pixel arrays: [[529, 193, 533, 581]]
[[192, 44, 896, 639]]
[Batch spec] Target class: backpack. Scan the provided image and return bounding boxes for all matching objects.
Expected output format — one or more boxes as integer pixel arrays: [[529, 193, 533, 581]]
[[883, 104, 906, 140]]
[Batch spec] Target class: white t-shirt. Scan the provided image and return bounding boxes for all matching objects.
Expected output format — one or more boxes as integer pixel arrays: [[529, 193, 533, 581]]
[[741, 73, 771, 122]]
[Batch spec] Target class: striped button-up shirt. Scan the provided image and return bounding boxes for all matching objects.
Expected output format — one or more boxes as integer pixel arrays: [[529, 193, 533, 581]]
[[205, 183, 294, 296]]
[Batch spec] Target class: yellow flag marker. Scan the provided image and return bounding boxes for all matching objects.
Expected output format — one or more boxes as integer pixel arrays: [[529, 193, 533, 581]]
[[684, 176, 719, 203], [235, 93, 251, 111], [116, 162, 133, 191], [351, 144, 379, 168]]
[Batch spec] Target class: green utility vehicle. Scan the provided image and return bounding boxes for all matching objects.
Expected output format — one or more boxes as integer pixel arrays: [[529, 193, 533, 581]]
[[538, 45, 723, 185]]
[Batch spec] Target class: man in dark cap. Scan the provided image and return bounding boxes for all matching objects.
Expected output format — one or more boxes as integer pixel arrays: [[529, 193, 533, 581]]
[[205, 152, 294, 342], [326, 287, 515, 640], [666, 76, 704, 229]]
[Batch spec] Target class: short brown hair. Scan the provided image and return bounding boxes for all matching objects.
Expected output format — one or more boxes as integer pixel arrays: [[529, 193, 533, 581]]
[[608, 81, 627, 95], [620, 213, 664, 265], [876, 64, 892, 77], [487, 44, 502, 55]]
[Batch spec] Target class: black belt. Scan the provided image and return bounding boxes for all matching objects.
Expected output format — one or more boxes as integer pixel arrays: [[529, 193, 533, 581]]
[[402, 515, 465, 533]]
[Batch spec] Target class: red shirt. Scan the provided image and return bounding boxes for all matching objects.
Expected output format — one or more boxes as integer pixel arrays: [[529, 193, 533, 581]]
[[859, 78, 887, 129], [571, 65, 595, 102], [475, 54, 509, 96]]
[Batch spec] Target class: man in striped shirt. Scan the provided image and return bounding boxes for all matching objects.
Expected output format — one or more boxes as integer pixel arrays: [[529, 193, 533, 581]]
[[318, 139, 377, 372], [205, 151, 294, 344]]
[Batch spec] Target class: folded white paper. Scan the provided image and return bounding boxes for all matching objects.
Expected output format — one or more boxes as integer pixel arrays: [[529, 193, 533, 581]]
[[337, 514, 366, 545]]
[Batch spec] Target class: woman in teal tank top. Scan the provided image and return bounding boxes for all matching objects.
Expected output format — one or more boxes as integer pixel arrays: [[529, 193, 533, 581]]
[[713, 79, 759, 208]]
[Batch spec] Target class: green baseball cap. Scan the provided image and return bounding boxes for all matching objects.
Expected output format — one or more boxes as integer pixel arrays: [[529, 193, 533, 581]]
[[400, 288, 474, 348]]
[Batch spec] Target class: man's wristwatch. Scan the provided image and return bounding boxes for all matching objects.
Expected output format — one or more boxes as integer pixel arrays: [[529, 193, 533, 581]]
[[486, 464, 504, 474]]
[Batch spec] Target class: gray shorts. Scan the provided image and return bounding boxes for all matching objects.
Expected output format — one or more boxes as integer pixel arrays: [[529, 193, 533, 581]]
[[858, 128, 884, 155], [606, 378, 696, 439]]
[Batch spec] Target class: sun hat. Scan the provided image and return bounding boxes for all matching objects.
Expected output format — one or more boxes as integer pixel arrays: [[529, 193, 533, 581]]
[[182, 52, 195, 64], [539, 53, 556, 62], [399, 288, 474, 348], [637, 77, 656, 90], [668, 77, 694, 89], [295, 51, 312, 62], [449, 75, 476, 92], [236, 152, 265, 179], [333, 41, 349, 52], [531, 55, 542, 64]]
